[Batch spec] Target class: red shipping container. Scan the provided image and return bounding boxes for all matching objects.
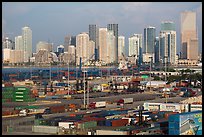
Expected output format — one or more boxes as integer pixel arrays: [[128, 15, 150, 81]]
[[50, 105, 65, 113], [111, 119, 128, 127]]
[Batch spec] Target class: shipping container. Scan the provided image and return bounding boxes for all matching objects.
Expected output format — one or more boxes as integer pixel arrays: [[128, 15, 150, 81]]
[[58, 122, 74, 129], [96, 130, 129, 135], [168, 111, 202, 135], [111, 119, 129, 127], [32, 126, 60, 134]]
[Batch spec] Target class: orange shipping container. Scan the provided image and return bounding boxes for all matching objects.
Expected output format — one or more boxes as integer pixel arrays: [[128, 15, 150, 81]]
[[56, 90, 68, 95], [46, 92, 55, 96], [32, 89, 38, 94]]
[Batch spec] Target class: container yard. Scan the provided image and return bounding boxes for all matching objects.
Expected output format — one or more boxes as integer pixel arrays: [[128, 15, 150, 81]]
[[2, 67, 202, 135]]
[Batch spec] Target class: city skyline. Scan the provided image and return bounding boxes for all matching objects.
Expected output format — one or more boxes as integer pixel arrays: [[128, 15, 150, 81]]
[[2, 2, 202, 54]]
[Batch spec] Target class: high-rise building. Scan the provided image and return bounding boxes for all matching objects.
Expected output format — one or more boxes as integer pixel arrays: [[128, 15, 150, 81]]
[[161, 21, 176, 31], [22, 26, 32, 62], [128, 34, 142, 59], [118, 36, 125, 60], [15, 36, 23, 50], [64, 35, 71, 52], [88, 40, 95, 62], [76, 32, 89, 65], [107, 24, 118, 63], [64, 35, 76, 52], [2, 37, 15, 50], [99, 28, 108, 63], [181, 11, 198, 60], [154, 37, 160, 64], [89, 24, 99, 60], [144, 26, 156, 54], [68, 45, 76, 63], [107, 30, 115, 63], [159, 21, 177, 65], [159, 31, 177, 65]]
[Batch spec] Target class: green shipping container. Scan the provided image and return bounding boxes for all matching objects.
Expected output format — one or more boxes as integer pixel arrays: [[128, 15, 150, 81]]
[[79, 121, 97, 129], [34, 119, 47, 125]]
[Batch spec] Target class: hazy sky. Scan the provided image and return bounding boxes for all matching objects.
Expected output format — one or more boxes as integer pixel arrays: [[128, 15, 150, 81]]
[[2, 2, 202, 54]]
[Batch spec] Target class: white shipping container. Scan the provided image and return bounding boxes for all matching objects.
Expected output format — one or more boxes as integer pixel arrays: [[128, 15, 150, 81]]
[[123, 98, 133, 104], [58, 122, 74, 129], [95, 101, 106, 108], [32, 126, 59, 134], [96, 130, 129, 135]]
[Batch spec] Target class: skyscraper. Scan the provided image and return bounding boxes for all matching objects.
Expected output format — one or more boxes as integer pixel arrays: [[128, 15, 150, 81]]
[[159, 31, 177, 65], [118, 36, 125, 60], [76, 32, 89, 65], [89, 24, 99, 60], [15, 36, 23, 50], [99, 28, 108, 63], [3, 37, 15, 49], [161, 21, 176, 31], [181, 11, 198, 60], [144, 26, 156, 54], [154, 37, 160, 64], [159, 21, 177, 65], [22, 26, 32, 62], [107, 30, 115, 63], [128, 34, 142, 58], [107, 24, 118, 63]]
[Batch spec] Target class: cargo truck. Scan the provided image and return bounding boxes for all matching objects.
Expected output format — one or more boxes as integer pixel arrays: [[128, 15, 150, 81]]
[[19, 109, 29, 116], [117, 98, 133, 105], [88, 101, 106, 109]]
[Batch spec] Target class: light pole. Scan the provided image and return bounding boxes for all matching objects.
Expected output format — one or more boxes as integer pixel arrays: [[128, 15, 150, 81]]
[[164, 56, 167, 82], [87, 81, 89, 107], [164, 56, 168, 103], [67, 60, 69, 96], [50, 61, 52, 83], [149, 56, 152, 92], [83, 70, 87, 109]]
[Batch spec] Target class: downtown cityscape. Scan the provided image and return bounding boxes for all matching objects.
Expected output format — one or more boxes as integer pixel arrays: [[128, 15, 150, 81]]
[[2, 2, 202, 135]]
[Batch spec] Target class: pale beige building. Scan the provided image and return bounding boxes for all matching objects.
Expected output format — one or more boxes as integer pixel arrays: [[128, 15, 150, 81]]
[[3, 49, 24, 63], [177, 59, 198, 66], [68, 45, 76, 63], [181, 11, 198, 60], [76, 32, 89, 65], [107, 30, 115, 63], [99, 28, 108, 63], [142, 53, 154, 63], [10, 50, 24, 63], [34, 49, 52, 64], [118, 36, 125, 61], [3, 48, 11, 63], [88, 40, 95, 61]]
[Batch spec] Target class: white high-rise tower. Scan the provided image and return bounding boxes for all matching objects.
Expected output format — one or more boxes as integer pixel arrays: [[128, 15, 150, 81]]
[[22, 26, 32, 62]]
